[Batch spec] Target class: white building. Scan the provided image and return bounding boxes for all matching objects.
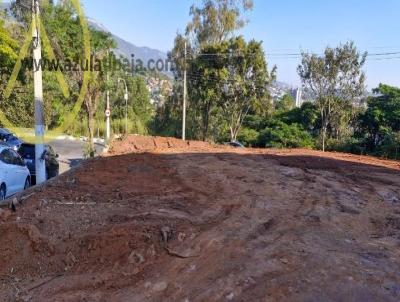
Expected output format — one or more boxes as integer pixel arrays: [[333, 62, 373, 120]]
[[291, 88, 303, 108]]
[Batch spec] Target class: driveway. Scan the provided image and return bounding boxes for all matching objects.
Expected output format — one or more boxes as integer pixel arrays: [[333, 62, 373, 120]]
[[49, 139, 105, 174]]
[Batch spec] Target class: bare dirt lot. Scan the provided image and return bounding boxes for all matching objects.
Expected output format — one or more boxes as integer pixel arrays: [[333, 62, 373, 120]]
[[1, 135, 400, 301]]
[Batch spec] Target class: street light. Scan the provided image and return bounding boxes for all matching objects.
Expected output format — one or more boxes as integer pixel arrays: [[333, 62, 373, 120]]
[[117, 78, 129, 134]]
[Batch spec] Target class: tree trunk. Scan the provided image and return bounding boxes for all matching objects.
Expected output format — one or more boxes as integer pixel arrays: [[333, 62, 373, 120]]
[[87, 110, 95, 157], [232, 132, 238, 142], [320, 106, 328, 152], [202, 120, 208, 141], [230, 127, 235, 142], [202, 106, 210, 141], [231, 109, 246, 142], [231, 124, 240, 142]]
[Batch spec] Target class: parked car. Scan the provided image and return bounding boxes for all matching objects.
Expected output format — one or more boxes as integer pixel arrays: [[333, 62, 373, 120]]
[[0, 128, 23, 151], [227, 141, 245, 148], [0, 128, 12, 135], [18, 143, 60, 185], [0, 145, 31, 200], [3, 135, 23, 151]]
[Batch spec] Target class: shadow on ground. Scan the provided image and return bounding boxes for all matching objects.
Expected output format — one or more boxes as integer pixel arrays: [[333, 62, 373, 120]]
[[0, 149, 399, 301]]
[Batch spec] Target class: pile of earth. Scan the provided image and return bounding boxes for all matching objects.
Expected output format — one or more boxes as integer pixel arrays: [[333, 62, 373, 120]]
[[0, 135, 399, 301]]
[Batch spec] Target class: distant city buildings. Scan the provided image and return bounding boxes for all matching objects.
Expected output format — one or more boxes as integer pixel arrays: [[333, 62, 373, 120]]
[[146, 77, 173, 107], [269, 84, 287, 101], [291, 88, 303, 108], [269, 82, 305, 108]]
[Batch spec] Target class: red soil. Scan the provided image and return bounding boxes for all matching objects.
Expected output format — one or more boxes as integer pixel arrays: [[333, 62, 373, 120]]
[[1, 136, 399, 301]]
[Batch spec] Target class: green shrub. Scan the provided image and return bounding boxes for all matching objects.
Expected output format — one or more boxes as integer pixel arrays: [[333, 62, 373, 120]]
[[258, 121, 315, 148], [237, 127, 259, 146], [377, 132, 400, 159], [325, 137, 367, 155]]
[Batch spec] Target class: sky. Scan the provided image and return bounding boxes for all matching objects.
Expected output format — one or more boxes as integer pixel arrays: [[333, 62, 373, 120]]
[[80, 0, 400, 90]]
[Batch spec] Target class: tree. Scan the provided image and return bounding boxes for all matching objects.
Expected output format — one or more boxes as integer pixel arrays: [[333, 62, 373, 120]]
[[278, 102, 319, 133], [378, 132, 400, 159], [0, 19, 18, 69], [113, 75, 153, 134], [298, 41, 366, 151], [185, 42, 223, 140], [219, 37, 274, 141], [186, 0, 253, 47], [183, 36, 274, 141], [5, 0, 87, 129], [275, 94, 295, 112], [84, 30, 115, 156], [152, 90, 183, 137], [165, 0, 257, 141], [0, 15, 18, 93], [359, 84, 400, 154], [0, 7, 33, 127]]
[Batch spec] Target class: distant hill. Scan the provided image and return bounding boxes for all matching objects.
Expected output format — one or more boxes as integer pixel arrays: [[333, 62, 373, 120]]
[[86, 18, 168, 69], [0, 3, 169, 70]]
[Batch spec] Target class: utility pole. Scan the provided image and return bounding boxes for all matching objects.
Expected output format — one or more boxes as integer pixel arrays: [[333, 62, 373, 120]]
[[32, 0, 46, 184], [124, 91, 128, 134], [106, 73, 110, 141], [182, 41, 187, 141], [118, 78, 129, 134]]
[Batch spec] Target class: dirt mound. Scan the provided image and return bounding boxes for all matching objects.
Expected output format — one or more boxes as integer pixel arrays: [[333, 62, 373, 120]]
[[1, 136, 400, 301], [109, 135, 215, 154]]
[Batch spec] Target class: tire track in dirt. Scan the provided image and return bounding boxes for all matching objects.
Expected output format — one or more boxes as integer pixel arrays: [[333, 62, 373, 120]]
[[0, 136, 400, 301]]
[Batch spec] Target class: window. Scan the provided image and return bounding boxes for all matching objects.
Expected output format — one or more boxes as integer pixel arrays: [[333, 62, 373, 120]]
[[19, 144, 35, 159], [10, 149, 23, 166], [0, 149, 15, 165]]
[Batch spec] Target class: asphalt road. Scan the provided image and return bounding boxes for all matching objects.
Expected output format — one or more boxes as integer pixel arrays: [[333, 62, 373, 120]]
[[49, 139, 105, 174]]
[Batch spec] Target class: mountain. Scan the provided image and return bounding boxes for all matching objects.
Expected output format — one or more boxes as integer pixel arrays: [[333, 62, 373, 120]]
[[0, 3, 169, 70], [87, 18, 168, 70]]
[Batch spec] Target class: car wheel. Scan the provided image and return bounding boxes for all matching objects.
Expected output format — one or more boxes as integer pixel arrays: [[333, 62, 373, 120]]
[[24, 178, 30, 190], [0, 185, 6, 201]]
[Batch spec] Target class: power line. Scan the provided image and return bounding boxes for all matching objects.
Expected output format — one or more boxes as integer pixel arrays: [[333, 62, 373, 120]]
[[178, 49, 400, 60], [186, 74, 270, 92], [368, 56, 400, 61]]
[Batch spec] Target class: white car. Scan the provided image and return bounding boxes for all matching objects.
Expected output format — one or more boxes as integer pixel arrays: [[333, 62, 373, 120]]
[[0, 145, 31, 201]]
